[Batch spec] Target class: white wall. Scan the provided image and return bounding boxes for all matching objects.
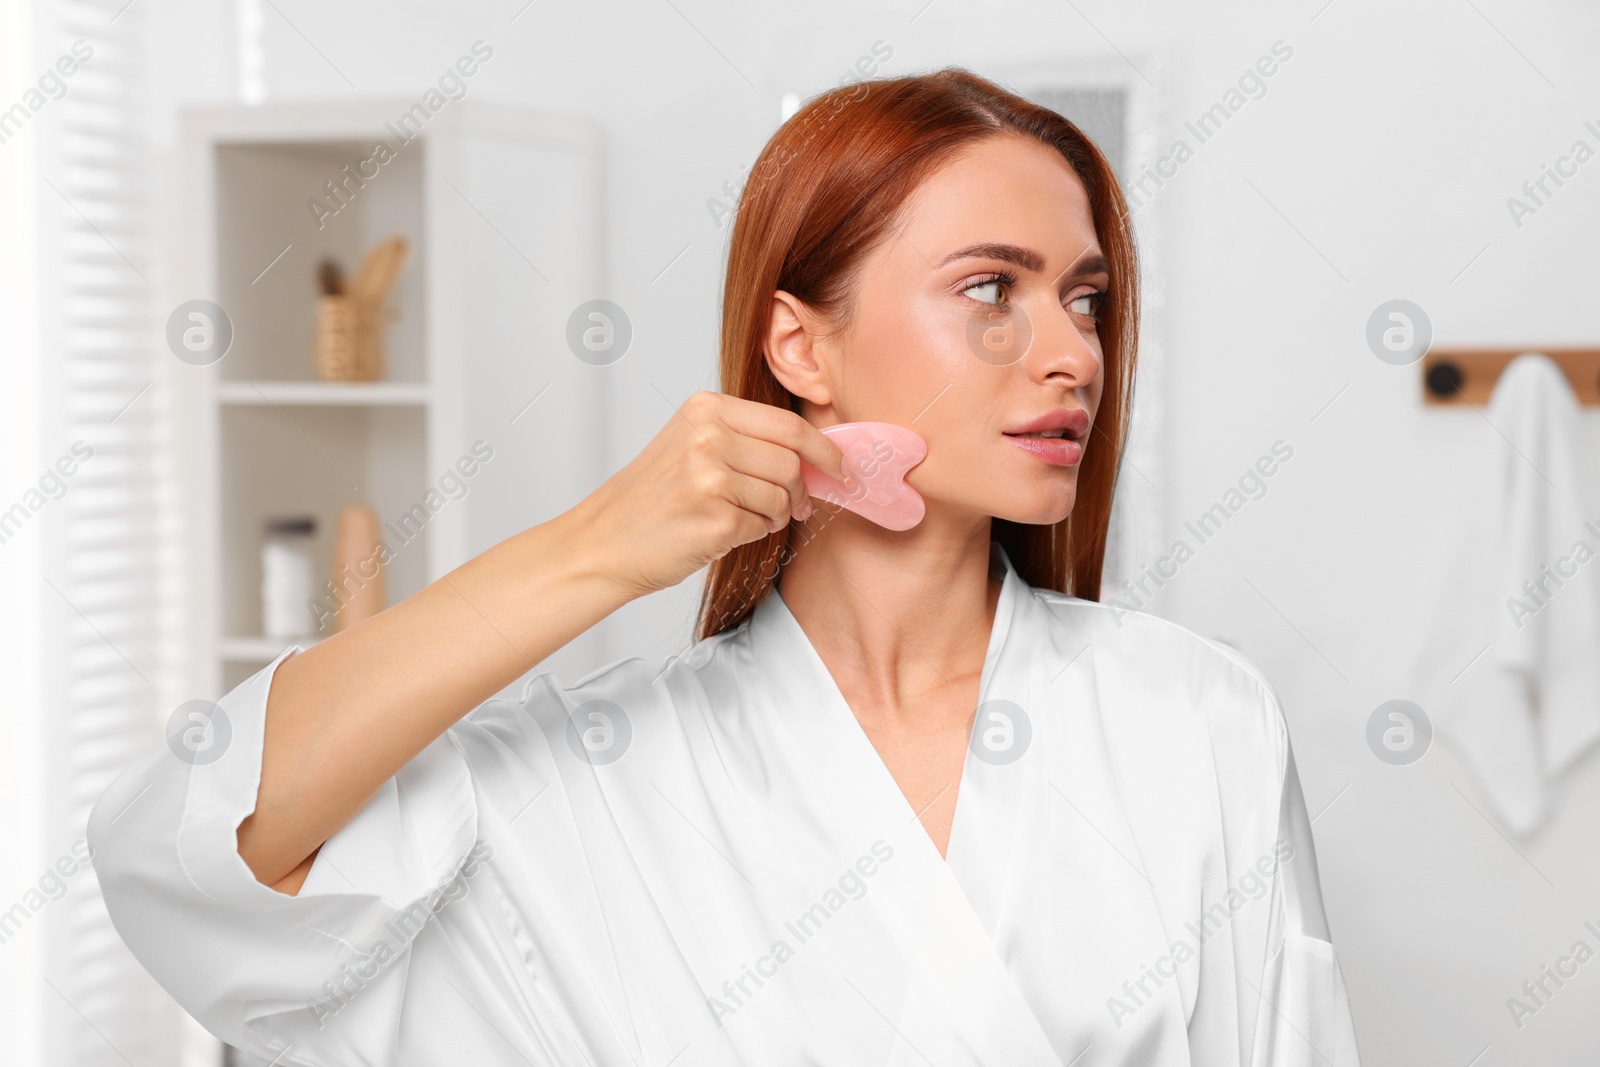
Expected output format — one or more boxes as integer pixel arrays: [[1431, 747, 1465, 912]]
[[161, 1, 1600, 1063]]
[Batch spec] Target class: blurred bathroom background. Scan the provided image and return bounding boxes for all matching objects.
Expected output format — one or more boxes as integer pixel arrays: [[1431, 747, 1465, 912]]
[[3, 0, 1599, 1063]]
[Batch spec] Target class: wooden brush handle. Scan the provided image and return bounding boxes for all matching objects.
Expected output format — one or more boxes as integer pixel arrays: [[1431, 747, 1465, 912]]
[[352, 236, 408, 308]]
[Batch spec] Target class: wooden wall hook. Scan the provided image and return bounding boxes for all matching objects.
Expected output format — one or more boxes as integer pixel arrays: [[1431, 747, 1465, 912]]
[[1420, 348, 1600, 406]]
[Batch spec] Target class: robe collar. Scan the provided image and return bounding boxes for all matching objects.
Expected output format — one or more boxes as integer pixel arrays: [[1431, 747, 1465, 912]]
[[740, 540, 1188, 1064], [744, 537, 1028, 868], [743, 541, 1067, 1064]]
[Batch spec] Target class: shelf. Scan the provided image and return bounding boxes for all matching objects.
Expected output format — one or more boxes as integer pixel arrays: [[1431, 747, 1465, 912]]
[[213, 138, 428, 383], [219, 381, 430, 406], [218, 404, 428, 642], [221, 636, 321, 662], [183, 101, 610, 701]]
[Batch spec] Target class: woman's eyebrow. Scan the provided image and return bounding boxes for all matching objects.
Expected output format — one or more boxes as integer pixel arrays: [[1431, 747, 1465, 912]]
[[1065, 251, 1110, 279], [936, 242, 1110, 281], [937, 242, 1046, 273]]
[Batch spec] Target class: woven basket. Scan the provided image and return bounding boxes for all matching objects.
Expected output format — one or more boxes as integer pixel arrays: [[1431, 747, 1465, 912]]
[[314, 294, 387, 382], [313, 238, 406, 382]]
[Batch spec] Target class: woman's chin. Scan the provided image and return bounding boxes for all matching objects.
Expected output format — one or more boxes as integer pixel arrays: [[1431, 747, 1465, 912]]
[[922, 489, 1075, 528], [994, 483, 1078, 526]]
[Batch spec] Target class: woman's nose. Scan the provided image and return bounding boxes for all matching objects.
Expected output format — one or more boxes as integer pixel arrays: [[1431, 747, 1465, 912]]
[[1022, 299, 1101, 388]]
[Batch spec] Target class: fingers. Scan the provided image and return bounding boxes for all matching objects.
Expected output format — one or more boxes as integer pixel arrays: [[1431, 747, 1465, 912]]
[[712, 393, 847, 481], [719, 467, 796, 535], [717, 498, 783, 550], [672, 391, 843, 537], [712, 430, 814, 519]]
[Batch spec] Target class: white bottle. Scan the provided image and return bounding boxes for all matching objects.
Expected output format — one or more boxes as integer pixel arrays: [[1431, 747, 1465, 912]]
[[261, 517, 317, 638]]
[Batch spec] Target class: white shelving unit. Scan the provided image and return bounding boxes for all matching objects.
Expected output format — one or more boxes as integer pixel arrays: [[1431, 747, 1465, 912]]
[[218, 381, 433, 406], [173, 100, 612, 698]]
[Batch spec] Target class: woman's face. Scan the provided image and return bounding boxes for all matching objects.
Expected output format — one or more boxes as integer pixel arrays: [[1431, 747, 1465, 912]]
[[769, 133, 1109, 528]]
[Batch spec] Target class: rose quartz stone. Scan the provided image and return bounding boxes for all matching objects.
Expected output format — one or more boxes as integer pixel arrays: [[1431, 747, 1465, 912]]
[[801, 421, 927, 531]]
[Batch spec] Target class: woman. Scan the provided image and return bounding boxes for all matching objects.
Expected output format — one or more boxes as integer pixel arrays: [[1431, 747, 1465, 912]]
[[90, 69, 1360, 1066]]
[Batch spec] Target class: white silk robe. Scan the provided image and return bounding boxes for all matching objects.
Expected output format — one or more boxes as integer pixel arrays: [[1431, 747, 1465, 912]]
[[89, 543, 1361, 1066]]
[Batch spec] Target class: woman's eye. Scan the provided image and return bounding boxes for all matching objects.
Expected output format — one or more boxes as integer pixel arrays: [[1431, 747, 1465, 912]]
[[1068, 292, 1103, 318], [963, 280, 1007, 306]]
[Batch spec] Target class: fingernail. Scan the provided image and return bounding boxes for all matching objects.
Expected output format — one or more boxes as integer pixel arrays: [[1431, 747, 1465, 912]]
[[797, 500, 814, 520]]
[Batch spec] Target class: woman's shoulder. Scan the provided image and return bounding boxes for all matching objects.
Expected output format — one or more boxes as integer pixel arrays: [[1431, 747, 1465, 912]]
[[457, 623, 747, 734], [444, 622, 767, 784], [1025, 587, 1290, 748]]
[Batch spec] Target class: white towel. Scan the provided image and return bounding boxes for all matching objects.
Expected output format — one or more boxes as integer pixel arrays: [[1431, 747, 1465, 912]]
[[1414, 353, 1600, 836]]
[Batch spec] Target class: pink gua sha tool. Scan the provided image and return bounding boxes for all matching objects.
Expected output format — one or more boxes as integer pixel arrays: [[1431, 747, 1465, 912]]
[[800, 422, 927, 531]]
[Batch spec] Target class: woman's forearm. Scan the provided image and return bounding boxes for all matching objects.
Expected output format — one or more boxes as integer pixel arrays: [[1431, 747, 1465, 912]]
[[233, 390, 842, 892], [235, 501, 633, 891]]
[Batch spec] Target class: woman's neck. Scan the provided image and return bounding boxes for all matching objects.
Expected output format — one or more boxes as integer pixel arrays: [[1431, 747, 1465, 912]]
[[776, 510, 1001, 725]]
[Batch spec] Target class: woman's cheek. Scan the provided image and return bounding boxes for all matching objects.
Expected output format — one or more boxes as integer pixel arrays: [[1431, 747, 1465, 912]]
[[908, 421, 985, 499], [897, 299, 975, 374]]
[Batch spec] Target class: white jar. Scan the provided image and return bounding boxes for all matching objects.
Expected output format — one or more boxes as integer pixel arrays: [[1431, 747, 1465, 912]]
[[261, 517, 318, 639]]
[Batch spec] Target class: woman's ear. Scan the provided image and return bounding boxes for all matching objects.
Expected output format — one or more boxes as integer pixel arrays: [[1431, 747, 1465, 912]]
[[764, 290, 835, 408]]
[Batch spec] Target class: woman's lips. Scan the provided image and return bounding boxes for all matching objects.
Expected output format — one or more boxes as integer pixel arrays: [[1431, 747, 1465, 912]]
[[1003, 407, 1089, 467], [1005, 433, 1083, 466], [1003, 407, 1091, 438]]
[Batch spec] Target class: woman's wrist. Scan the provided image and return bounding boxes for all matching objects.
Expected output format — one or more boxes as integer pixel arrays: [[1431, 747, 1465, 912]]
[[510, 498, 644, 613]]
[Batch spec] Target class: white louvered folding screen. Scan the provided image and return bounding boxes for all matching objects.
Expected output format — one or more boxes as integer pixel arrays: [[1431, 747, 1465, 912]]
[[29, 0, 195, 1064]]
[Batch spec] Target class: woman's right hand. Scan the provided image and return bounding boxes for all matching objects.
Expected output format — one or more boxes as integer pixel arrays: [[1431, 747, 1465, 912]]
[[572, 391, 847, 599]]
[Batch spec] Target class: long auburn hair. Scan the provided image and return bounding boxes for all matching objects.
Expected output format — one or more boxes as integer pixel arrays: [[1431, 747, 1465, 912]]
[[696, 68, 1139, 640]]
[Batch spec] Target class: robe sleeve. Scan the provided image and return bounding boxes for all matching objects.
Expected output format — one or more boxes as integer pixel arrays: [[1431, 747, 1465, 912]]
[[87, 649, 484, 1067], [1245, 696, 1362, 1067]]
